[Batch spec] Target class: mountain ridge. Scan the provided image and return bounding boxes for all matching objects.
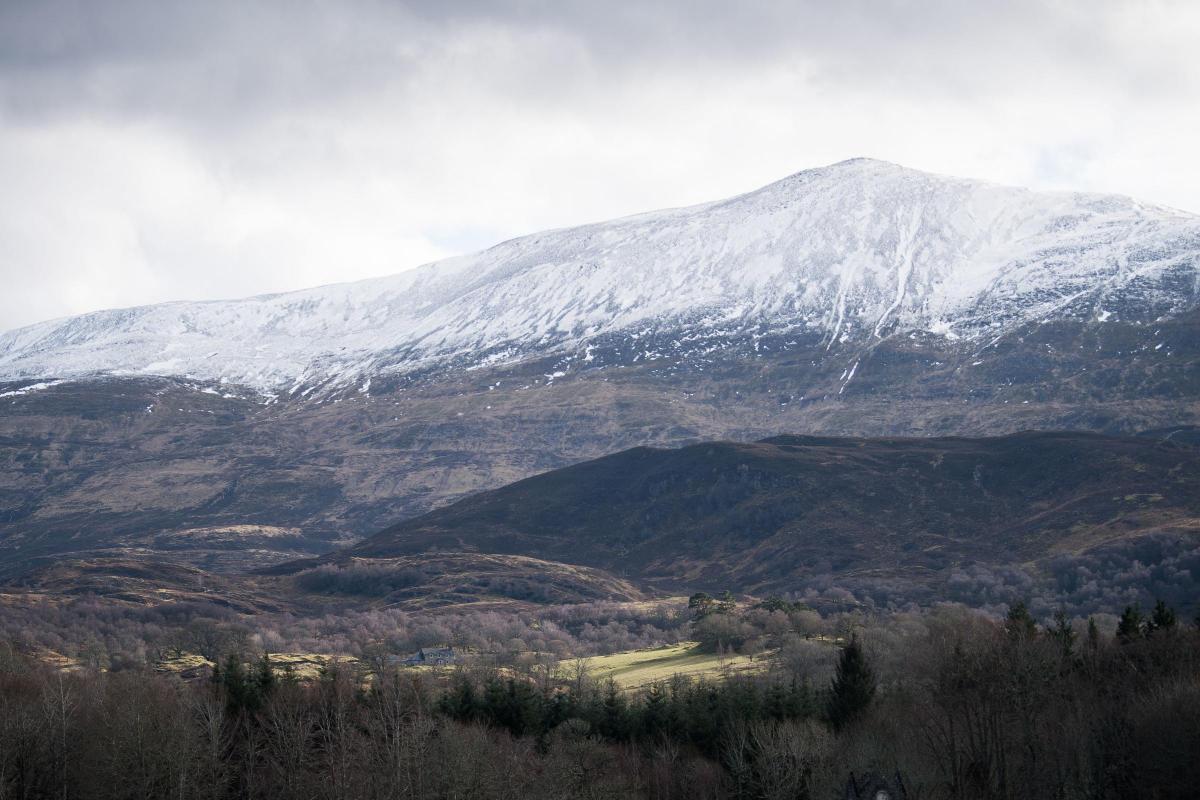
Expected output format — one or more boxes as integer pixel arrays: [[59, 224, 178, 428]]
[[3, 159, 1197, 394]]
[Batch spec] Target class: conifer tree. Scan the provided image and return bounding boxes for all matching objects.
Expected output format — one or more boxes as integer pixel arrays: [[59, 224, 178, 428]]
[[641, 682, 668, 738], [1005, 600, 1038, 641], [256, 653, 276, 697], [441, 675, 478, 721], [827, 635, 876, 732], [1050, 609, 1076, 659], [1116, 605, 1144, 644], [716, 590, 737, 615], [220, 653, 251, 712], [688, 592, 716, 619], [1147, 599, 1177, 634], [600, 679, 630, 740]]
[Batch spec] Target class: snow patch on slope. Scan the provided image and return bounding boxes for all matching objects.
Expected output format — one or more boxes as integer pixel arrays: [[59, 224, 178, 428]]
[[0, 380, 64, 399]]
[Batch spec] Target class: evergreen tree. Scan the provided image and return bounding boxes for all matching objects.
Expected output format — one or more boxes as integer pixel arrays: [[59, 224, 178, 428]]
[[599, 679, 630, 741], [688, 592, 716, 619], [1147, 599, 1177, 634], [716, 590, 737, 615], [1050, 609, 1076, 659], [641, 682, 669, 738], [543, 689, 575, 732], [755, 595, 797, 613], [826, 635, 876, 732], [440, 675, 478, 721], [1116, 605, 1144, 644], [762, 681, 785, 720], [220, 653, 253, 712], [1086, 617, 1101, 653], [786, 677, 815, 719], [256, 652, 276, 697], [1005, 600, 1038, 641]]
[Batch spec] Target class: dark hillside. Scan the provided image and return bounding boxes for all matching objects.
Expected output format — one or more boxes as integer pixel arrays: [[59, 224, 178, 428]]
[[347, 431, 1200, 594]]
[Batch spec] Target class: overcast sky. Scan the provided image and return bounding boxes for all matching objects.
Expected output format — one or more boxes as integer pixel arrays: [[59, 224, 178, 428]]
[[1, 0, 1197, 332]]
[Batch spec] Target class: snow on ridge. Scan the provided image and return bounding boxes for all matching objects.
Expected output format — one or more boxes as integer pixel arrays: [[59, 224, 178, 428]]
[[0, 380, 64, 399], [1, 158, 1197, 394]]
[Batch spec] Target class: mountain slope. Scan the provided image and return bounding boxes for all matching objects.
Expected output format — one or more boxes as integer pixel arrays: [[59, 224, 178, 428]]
[[343, 431, 1200, 596], [1, 302, 1197, 579], [1, 161, 1198, 577], [2, 159, 1198, 394]]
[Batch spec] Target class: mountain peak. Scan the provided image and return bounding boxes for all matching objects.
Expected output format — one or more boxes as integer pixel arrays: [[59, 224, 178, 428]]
[[757, 157, 909, 192], [796, 157, 916, 181], [822, 156, 901, 170], [1, 163, 1197, 393]]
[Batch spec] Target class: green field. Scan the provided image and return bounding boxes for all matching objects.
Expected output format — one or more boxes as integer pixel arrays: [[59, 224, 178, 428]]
[[570, 642, 769, 690]]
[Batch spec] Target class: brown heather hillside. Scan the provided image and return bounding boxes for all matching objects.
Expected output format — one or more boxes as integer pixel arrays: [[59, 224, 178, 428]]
[[341, 431, 1200, 596]]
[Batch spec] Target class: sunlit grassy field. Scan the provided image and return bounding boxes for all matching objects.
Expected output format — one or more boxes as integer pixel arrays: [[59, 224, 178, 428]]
[[157, 652, 360, 681], [570, 641, 770, 690]]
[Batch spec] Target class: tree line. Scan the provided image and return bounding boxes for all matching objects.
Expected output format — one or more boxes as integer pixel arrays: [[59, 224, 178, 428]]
[[2, 598, 1197, 799]]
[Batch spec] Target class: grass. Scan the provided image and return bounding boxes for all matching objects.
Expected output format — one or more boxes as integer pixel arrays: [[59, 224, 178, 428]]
[[156, 652, 359, 682], [267, 652, 359, 681], [34, 649, 84, 673], [156, 653, 213, 674], [568, 641, 770, 690]]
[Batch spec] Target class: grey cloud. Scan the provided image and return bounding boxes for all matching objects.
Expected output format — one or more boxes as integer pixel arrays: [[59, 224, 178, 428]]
[[0, 0, 1196, 331], [2, 0, 1187, 126]]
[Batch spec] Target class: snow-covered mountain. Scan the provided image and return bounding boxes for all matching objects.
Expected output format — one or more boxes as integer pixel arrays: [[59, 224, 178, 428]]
[[2, 158, 1198, 394]]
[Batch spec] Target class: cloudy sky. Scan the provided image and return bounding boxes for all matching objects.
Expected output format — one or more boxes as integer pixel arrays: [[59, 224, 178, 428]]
[[1, 0, 1197, 332]]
